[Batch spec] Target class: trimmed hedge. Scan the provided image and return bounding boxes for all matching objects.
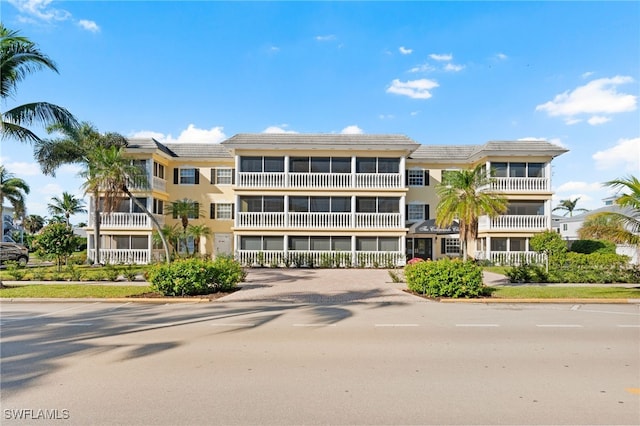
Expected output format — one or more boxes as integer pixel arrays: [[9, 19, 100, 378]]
[[147, 256, 245, 296], [405, 258, 484, 298], [570, 239, 616, 254]]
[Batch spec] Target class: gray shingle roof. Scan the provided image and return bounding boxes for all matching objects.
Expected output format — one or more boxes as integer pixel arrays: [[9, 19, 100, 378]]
[[125, 138, 232, 158], [222, 133, 420, 151], [410, 140, 568, 162]]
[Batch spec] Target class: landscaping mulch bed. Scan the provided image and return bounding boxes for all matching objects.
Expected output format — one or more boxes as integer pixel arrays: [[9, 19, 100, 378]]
[[128, 288, 239, 300]]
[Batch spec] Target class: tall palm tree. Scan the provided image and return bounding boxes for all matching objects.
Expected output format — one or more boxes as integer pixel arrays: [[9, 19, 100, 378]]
[[152, 224, 181, 257], [436, 164, 508, 260], [24, 214, 46, 234], [0, 165, 30, 241], [187, 223, 211, 255], [80, 145, 171, 263], [33, 121, 127, 265], [0, 24, 77, 144], [553, 197, 589, 217], [47, 192, 86, 227]]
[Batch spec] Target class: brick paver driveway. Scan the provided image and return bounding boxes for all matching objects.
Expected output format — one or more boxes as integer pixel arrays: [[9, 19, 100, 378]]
[[220, 268, 425, 303]]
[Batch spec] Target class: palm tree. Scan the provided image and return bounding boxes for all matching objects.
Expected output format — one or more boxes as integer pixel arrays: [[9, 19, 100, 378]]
[[553, 197, 588, 217], [0, 165, 30, 241], [80, 145, 171, 263], [187, 223, 211, 255], [165, 198, 203, 255], [0, 24, 77, 144], [47, 192, 86, 227], [152, 224, 181, 257], [578, 213, 631, 242], [591, 176, 640, 245], [24, 214, 46, 234], [33, 121, 127, 265], [436, 164, 508, 260]]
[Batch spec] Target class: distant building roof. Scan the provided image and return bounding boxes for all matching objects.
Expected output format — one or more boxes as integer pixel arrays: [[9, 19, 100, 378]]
[[410, 140, 568, 162]]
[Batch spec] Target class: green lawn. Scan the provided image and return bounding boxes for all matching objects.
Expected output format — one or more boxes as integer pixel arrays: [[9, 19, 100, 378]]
[[0, 284, 154, 298], [488, 285, 640, 299]]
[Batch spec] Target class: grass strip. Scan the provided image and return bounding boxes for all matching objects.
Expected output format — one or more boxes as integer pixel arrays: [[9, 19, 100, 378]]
[[0, 285, 154, 298], [488, 286, 640, 299]]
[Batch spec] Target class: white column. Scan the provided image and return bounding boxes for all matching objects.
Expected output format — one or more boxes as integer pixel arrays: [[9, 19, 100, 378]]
[[351, 195, 356, 228], [351, 235, 357, 267], [147, 233, 153, 263], [234, 155, 240, 186], [283, 235, 289, 260], [234, 194, 239, 228], [400, 196, 406, 228], [284, 155, 290, 188], [284, 195, 289, 227], [351, 156, 357, 188], [400, 234, 406, 266], [399, 156, 406, 188]]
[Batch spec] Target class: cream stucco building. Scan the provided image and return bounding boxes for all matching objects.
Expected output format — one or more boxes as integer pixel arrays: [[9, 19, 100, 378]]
[[86, 134, 568, 266]]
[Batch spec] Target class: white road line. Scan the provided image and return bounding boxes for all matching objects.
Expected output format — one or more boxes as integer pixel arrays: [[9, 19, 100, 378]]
[[46, 323, 93, 327], [293, 324, 337, 327], [455, 324, 499, 327], [375, 324, 419, 327], [34, 302, 101, 318], [617, 325, 640, 328], [536, 324, 583, 328], [211, 323, 255, 327], [570, 305, 581, 311], [577, 309, 640, 316]]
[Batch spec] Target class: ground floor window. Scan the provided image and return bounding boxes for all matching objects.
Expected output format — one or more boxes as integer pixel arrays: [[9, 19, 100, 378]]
[[442, 238, 460, 255], [355, 237, 399, 251]]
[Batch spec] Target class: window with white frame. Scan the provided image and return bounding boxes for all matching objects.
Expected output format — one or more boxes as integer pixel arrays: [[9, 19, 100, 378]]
[[407, 169, 429, 186], [407, 204, 428, 222], [210, 203, 233, 220], [211, 168, 234, 185], [179, 168, 197, 184], [443, 238, 460, 255]]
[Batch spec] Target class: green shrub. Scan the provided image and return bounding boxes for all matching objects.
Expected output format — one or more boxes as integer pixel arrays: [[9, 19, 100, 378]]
[[65, 264, 83, 281], [404, 258, 484, 298], [4, 261, 26, 280], [103, 263, 120, 281], [147, 256, 244, 296], [570, 239, 616, 254]]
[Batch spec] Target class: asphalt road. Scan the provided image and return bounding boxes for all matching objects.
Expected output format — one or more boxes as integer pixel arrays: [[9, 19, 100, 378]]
[[1, 300, 639, 425]]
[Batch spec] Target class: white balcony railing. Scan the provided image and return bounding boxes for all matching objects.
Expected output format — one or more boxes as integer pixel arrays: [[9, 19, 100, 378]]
[[152, 176, 166, 192], [478, 215, 548, 231], [236, 250, 405, 268], [237, 172, 403, 189], [88, 213, 165, 229], [236, 212, 403, 229], [88, 249, 150, 265], [475, 250, 547, 266], [489, 177, 549, 192]]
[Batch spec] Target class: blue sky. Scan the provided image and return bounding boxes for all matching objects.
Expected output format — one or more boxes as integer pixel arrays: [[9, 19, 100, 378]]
[[1, 1, 639, 224]]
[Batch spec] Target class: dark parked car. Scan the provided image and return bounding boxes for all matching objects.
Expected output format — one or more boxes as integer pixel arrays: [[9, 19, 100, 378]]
[[0, 242, 29, 266]]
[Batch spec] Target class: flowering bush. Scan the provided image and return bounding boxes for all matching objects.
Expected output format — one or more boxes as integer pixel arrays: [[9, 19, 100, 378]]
[[407, 257, 425, 265]]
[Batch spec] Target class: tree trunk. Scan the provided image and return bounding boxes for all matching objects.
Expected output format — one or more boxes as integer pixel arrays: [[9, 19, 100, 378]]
[[93, 193, 101, 265], [124, 186, 171, 264]]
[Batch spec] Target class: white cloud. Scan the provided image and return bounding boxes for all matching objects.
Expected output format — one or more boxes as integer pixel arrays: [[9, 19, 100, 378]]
[[410, 111, 420, 116], [8, 0, 70, 22], [587, 115, 611, 125], [496, 53, 508, 60], [592, 137, 640, 172], [58, 164, 83, 175], [39, 183, 63, 196], [429, 53, 452, 61], [130, 124, 226, 144], [78, 19, 100, 32], [444, 63, 464, 72], [536, 76, 637, 125], [4, 161, 42, 177], [263, 125, 298, 134], [399, 46, 413, 55], [565, 118, 583, 125], [409, 63, 435, 73], [555, 181, 603, 193], [378, 114, 395, 120], [582, 71, 595, 79], [315, 34, 336, 42], [341, 125, 363, 135], [386, 78, 439, 99]]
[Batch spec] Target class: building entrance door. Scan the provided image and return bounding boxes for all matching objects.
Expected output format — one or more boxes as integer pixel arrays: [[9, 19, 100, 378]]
[[214, 233, 232, 256], [406, 238, 432, 260]]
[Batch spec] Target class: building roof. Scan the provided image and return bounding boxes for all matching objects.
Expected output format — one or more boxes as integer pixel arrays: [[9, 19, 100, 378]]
[[410, 140, 568, 162], [125, 138, 232, 158], [221, 133, 420, 152]]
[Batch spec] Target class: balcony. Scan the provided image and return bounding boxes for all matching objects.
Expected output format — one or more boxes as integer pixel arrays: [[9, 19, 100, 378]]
[[235, 250, 405, 268], [237, 172, 403, 189], [88, 213, 165, 230], [236, 212, 403, 229], [126, 175, 167, 192], [478, 215, 548, 231], [488, 177, 549, 193]]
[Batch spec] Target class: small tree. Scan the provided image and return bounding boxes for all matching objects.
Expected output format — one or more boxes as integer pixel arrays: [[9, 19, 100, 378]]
[[530, 230, 567, 271], [33, 223, 78, 271]]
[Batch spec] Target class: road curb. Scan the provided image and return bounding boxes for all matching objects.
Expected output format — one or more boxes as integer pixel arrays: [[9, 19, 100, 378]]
[[0, 297, 213, 304], [439, 298, 640, 304]]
